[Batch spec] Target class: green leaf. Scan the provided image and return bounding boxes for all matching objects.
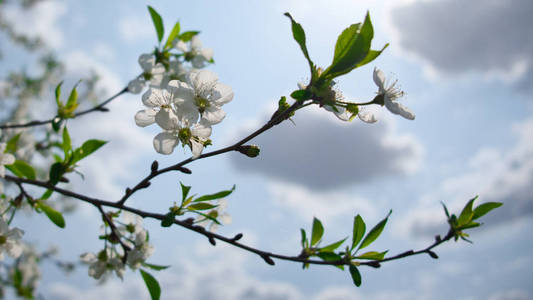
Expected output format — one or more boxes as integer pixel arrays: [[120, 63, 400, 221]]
[[290, 89, 312, 101], [55, 81, 63, 107], [355, 43, 389, 68], [161, 212, 175, 227], [147, 6, 164, 44], [40, 189, 53, 200], [355, 250, 388, 260], [472, 202, 503, 220], [62, 127, 71, 157], [359, 210, 391, 250], [317, 252, 344, 269], [193, 185, 235, 202], [5, 133, 21, 154], [319, 237, 347, 252], [300, 228, 308, 248], [457, 196, 477, 226], [72, 139, 107, 163], [180, 182, 191, 202], [192, 210, 221, 225], [323, 12, 374, 78], [458, 222, 481, 230], [141, 262, 171, 271], [5, 160, 36, 180], [37, 201, 65, 228], [310, 217, 324, 246], [140, 269, 161, 300], [349, 265, 362, 287], [66, 82, 80, 108], [179, 31, 200, 42], [352, 214, 366, 250], [164, 21, 181, 50], [284, 13, 314, 75], [441, 201, 450, 218], [187, 203, 217, 211], [49, 162, 65, 185]]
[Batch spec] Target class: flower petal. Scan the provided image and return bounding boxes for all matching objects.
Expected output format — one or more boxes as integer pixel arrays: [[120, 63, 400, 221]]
[[1, 153, 15, 166], [142, 88, 170, 108], [358, 111, 378, 123], [212, 82, 234, 105], [191, 70, 218, 90], [373, 67, 386, 91], [169, 80, 194, 105], [138, 54, 155, 72], [190, 139, 204, 158], [134, 109, 157, 127], [155, 108, 179, 131], [191, 123, 212, 139], [153, 132, 179, 155], [385, 98, 415, 120], [202, 106, 226, 125], [128, 78, 145, 94]]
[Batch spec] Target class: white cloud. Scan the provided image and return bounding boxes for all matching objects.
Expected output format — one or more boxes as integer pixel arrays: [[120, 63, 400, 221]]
[[61, 51, 152, 201], [229, 106, 423, 190], [268, 181, 377, 221], [488, 290, 530, 300], [2, 0, 67, 48], [387, 0, 533, 89], [398, 118, 533, 238]]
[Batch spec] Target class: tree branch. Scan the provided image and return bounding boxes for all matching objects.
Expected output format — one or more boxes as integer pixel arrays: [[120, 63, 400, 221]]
[[5, 174, 456, 269], [0, 87, 128, 129]]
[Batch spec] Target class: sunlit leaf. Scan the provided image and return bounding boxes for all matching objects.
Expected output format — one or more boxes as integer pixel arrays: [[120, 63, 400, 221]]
[[359, 210, 391, 250], [140, 269, 161, 300], [311, 217, 324, 246], [147, 6, 164, 43]]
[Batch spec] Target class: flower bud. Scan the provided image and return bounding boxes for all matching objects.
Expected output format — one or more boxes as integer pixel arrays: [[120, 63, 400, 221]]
[[237, 145, 260, 158]]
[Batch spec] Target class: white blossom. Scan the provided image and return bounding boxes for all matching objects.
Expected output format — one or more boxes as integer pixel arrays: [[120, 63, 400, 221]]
[[13, 247, 41, 290], [373, 67, 415, 120], [128, 54, 166, 94], [174, 36, 213, 68], [195, 199, 232, 232], [0, 217, 24, 260], [0, 143, 15, 178], [172, 70, 234, 125], [126, 229, 154, 270], [152, 118, 212, 158], [80, 249, 125, 280]]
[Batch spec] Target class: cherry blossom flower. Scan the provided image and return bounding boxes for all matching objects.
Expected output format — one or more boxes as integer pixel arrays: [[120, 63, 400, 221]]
[[0, 217, 24, 260], [0, 142, 15, 178], [128, 54, 166, 94], [373, 67, 415, 120], [126, 229, 155, 270], [80, 249, 125, 280], [174, 36, 214, 68], [172, 70, 233, 125], [195, 199, 232, 232], [152, 117, 212, 158]]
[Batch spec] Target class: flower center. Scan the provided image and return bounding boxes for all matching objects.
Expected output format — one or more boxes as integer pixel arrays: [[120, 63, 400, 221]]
[[143, 72, 153, 80], [194, 96, 210, 113], [178, 128, 192, 145], [126, 224, 135, 233]]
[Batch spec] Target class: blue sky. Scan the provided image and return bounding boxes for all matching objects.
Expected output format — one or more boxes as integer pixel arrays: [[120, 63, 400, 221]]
[[2, 0, 533, 299]]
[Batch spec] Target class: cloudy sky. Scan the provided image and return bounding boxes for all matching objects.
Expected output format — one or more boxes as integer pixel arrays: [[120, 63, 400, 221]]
[[2, 0, 533, 299]]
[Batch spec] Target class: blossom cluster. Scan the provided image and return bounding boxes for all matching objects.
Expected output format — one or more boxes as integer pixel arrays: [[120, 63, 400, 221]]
[[80, 212, 154, 280], [306, 68, 414, 123], [131, 36, 233, 158]]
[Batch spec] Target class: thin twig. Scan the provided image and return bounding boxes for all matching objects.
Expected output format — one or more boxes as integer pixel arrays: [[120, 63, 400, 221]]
[[0, 87, 128, 129]]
